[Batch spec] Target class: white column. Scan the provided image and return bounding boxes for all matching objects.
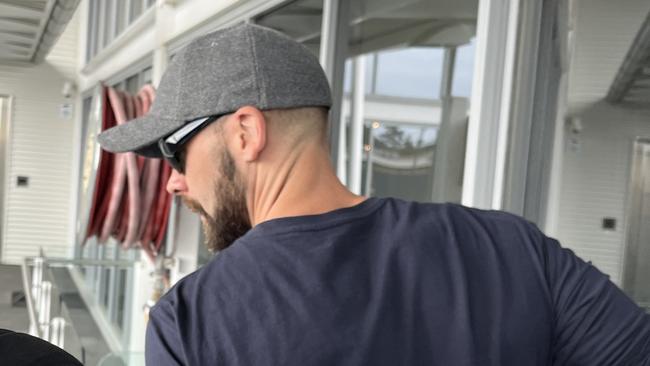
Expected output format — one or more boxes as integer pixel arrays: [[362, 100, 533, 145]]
[[39, 281, 52, 340], [50, 317, 66, 348], [31, 257, 43, 312], [431, 47, 456, 202], [462, 0, 521, 209], [319, 0, 350, 177], [152, 0, 172, 87], [349, 56, 366, 195]]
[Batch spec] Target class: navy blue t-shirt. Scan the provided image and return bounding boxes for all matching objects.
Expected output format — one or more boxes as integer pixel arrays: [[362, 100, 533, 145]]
[[147, 198, 650, 365]]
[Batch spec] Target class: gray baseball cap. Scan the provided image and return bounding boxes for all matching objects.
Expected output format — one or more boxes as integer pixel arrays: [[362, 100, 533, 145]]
[[97, 22, 332, 158]]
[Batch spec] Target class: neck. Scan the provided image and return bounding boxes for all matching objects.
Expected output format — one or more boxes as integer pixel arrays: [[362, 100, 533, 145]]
[[245, 140, 365, 226]]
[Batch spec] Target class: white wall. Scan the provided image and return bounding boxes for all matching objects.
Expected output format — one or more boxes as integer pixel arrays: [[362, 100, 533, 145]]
[[0, 10, 80, 263], [554, 0, 650, 285], [557, 103, 650, 285]]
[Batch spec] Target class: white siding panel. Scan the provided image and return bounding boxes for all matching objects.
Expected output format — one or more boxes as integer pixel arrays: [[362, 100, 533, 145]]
[[0, 10, 80, 264], [558, 104, 650, 285]]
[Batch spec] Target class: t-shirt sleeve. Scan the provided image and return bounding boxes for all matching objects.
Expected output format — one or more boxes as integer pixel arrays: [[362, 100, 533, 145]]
[[146, 301, 187, 366], [535, 227, 650, 364]]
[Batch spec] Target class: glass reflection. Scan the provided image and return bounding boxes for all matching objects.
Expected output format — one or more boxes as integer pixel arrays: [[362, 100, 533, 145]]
[[364, 122, 438, 201]]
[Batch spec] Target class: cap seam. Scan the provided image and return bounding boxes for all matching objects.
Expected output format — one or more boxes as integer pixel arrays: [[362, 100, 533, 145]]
[[177, 52, 187, 121], [247, 26, 266, 107]]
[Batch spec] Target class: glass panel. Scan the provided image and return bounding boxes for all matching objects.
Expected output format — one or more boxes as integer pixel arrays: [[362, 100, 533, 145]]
[[75, 95, 94, 256], [341, 0, 478, 203], [623, 141, 650, 311], [142, 67, 153, 85], [115, 0, 127, 37], [125, 74, 140, 94], [102, 267, 111, 308], [374, 48, 444, 99], [86, 0, 96, 61], [343, 54, 375, 94], [129, 0, 143, 24], [102, 0, 114, 48], [255, 0, 478, 204], [116, 268, 127, 330], [451, 38, 477, 98], [365, 121, 438, 200]]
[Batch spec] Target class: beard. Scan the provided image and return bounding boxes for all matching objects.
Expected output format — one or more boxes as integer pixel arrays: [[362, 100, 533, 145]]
[[182, 148, 251, 252]]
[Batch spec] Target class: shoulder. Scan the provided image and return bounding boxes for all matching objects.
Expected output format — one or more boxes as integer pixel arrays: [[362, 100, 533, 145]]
[[381, 197, 539, 237], [443, 202, 540, 235], [386, 199, 549, 261]]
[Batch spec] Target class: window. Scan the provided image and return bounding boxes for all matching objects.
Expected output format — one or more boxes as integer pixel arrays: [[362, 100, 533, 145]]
[[451, 38, 476, 98], [340, 0, 477, 203], [374, 48, 445, 100], [258, 0, 478, 203], [76, 64, 151, 348], [86, 0, 155, 62]]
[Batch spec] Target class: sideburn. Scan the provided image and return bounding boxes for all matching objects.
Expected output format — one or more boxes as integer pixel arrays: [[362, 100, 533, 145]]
[[203, 148, 251, 252]]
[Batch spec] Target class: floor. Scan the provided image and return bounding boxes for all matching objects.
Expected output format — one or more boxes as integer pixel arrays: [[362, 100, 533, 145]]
[[0, 264, 29, 332]]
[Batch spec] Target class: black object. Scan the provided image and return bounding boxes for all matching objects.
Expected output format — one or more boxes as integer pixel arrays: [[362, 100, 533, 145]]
[[16, 176, 28, 187], [602, 217, 617, 230], [11, 291, 26, 308], [0, 329, 83, 366]]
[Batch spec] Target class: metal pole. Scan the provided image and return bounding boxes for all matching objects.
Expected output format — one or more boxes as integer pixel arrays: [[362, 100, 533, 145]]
[[39, 281, 52, 340], [338, 112, 348, 185], [364, 122, 378, 196], [50, 317, 66, 348], [370, 53, 379, 94], [349, 56, 366, 195], [21, 261, 41, 338], [32, 257, 43, 313], [319, 0, 350, 177]]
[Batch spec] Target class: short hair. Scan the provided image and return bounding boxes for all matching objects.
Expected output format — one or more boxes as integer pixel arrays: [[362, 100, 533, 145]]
[[262, 107, 329, 142]]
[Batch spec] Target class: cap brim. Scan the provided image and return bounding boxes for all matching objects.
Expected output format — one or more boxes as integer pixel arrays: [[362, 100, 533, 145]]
[[97, 114, 184, 158]]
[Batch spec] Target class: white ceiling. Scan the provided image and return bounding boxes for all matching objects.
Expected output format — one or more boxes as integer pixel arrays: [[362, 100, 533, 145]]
[[0, 0, 53, 62], [607, 12, 650, 104], [567, 0, 650, 111]]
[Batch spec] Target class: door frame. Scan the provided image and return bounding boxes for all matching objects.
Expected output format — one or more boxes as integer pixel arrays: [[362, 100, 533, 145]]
[[0, 95, 14, 263], [621, 137, 650, 304]]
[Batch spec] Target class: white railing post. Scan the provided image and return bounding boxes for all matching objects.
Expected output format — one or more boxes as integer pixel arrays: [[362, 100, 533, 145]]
[[50, 317, 66, 348], [31, 257, 44, 313], [39, 281, 52, 340]]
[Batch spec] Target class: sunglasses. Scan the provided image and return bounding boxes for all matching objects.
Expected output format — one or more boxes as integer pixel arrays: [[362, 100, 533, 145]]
[[158, 115, 221, 173]]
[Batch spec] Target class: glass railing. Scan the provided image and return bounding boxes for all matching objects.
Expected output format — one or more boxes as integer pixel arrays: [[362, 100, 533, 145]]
[[22, 255, 85, 362], [97, 352, 145, 366], [21, 249, 140, 365]]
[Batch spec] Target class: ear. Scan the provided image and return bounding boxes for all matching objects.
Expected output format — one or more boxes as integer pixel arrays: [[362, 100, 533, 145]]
[[230, 106, 267, 162]]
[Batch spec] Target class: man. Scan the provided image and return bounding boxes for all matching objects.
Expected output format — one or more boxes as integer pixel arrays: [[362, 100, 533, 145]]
[[98, 23, 650, 365]]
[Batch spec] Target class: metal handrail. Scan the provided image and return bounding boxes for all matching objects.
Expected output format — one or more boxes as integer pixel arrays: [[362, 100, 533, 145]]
[[20, 260, 41, 338], [44, 258, 136, 268], [22, 251, 139, 354]]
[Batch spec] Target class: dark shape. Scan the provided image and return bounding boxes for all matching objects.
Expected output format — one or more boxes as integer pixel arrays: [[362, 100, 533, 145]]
[[603, 217, 617, 230], [0, 329, 83, 366], [11, 291, 26, 308], [59, 293, 85, 310], [16, 176, 29, 187]]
